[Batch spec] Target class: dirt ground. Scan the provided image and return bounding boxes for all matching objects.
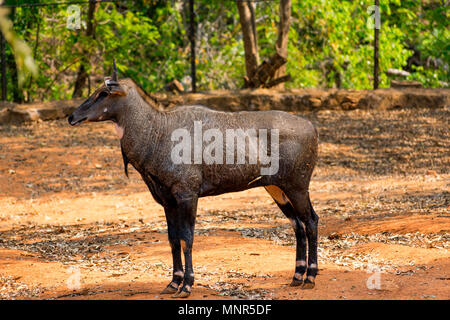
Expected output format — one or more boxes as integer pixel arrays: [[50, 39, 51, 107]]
[[0, 106, 448, 300]]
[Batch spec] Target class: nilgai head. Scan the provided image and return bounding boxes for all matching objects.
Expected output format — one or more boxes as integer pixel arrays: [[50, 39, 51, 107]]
[[68, 60, 128, 126]]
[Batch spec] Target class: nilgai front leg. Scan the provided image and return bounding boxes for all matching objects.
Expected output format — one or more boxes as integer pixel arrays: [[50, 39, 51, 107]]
[[171, 185, 198, 298], [161, 206, 184, 295]]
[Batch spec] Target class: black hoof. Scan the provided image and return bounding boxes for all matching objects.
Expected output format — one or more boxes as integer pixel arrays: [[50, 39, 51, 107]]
[[301, 280, 315, 289], [172, 287, 191, 298], [161, 283, 179, 294], [290, 278, 304, 287]]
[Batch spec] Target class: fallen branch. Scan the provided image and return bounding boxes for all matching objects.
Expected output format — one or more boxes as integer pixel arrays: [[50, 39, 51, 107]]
[[264, 74, 291, 88], [243, 52, 288, 89], [387, 68, 411, 77]]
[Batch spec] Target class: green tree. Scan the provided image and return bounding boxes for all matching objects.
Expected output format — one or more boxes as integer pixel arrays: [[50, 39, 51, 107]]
[[3, 0, 448, 102]]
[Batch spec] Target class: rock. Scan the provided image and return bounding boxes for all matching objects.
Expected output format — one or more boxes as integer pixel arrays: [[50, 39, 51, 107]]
[[328, 233, 341, 240], [391, 80, 423, 88], [0, 99, 83, 125], [376, 279, 400, 292]]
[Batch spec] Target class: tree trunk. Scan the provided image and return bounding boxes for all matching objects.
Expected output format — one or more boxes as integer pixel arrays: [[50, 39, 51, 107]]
[[374, 0, 379, 89], [237, 0, 259, 80], [72, 64, 88, 98], [72, 0, 97, 98], [6, 8, 24, 103], [8, 50, 23, 103], [273, 0, 291, 89], [26, 16, 40, 102]]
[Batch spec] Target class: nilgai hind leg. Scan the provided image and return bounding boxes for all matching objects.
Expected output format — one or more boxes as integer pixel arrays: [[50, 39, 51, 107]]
[[265, 185, 318, 289]]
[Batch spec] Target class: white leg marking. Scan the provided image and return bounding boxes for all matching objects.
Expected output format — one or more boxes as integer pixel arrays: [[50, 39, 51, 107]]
[[174, 271, 184, 277], [294, 273, 303, 280], [296, 260, 307, 267], [309, 263, 317, 269]]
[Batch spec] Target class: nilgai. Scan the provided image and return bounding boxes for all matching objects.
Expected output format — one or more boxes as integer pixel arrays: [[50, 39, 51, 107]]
[[68, 62, 319, 298]]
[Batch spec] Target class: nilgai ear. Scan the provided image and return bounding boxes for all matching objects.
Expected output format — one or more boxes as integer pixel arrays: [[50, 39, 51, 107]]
[[110, 85, 127, 96], [104, 78, 126, 96], [105, 59, 126, 96]]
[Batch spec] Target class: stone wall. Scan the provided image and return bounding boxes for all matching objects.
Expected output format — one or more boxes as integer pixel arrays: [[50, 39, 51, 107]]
[[158, 88, 449, 112], [0, 88, 448, 125]]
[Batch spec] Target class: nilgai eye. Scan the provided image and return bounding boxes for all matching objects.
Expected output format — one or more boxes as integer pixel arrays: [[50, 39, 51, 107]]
[[95, 91, 108, 103]]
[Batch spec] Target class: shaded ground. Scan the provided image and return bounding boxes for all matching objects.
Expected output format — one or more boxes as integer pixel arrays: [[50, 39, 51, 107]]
[[0, 106, 448, 300]]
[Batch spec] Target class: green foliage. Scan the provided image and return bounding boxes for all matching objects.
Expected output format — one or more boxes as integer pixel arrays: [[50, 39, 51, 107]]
[[0, 3, 37, 88], [194, 0, 244, 89], [284, 0, 413, 89], [95, 6, 160, 90], [4, 0, 448, 102]]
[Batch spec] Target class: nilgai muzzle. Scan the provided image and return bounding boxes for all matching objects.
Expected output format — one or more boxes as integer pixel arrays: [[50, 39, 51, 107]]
[[68, 62, 319, 298]]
